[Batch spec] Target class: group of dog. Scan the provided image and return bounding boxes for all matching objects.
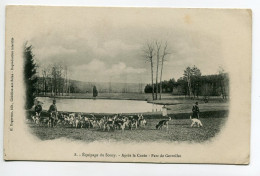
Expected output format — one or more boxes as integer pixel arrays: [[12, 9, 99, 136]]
[[30, 112, 203, 131], [64, 113, 148, 131], [31, 113, 148, 131]]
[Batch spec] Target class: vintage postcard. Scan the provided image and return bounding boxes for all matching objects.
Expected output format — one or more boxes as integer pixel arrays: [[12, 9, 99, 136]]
[[4, 6, 251, 164]]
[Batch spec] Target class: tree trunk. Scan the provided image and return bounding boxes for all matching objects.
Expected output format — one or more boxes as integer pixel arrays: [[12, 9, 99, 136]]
[[45, 77, 48, 95], [155, 46, 160, 100], [187, 74, 192, 98], [50, 77, 53, 96], [159, 58, 164, 100], [150, 61, 155, 100]]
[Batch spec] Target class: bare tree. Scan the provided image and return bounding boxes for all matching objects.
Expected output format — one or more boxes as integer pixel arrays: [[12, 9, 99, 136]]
[[183, 66, 201, 99], [184, 67, 193, 98], [143, 42, 156, 100], [51, 64, 61, 96], [218, 66, 227, 99], [66, 66, 71, 96], [159, 41, 169, 100], [64, 65, 68, 95], [42, 66, 48, 95], [35, 61, 72, 97], [155, 41, 161, 100], [57, 65, 64, 96]]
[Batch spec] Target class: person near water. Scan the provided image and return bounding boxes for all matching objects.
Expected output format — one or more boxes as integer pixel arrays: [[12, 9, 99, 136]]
[[192, 102, 200, 119], [162, 105, 168, 117]]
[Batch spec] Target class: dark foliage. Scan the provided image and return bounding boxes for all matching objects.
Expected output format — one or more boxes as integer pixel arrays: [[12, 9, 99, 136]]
[[93, 85, 98, 97], [145, 66, 229, 99], [145, 78, 176, 93], [23, 43, 37, 109]]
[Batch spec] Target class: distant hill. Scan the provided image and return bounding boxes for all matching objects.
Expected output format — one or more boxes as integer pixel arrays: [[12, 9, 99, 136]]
[[69, 79, 146, 93], [37, 77, 146, 93]]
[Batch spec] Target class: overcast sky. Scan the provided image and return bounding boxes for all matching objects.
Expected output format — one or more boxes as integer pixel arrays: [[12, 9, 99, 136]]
[[26, 7, 250, 83]]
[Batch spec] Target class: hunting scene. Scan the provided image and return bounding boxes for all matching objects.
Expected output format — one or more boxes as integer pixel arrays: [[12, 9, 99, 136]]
[[24, 9, 229, 143]]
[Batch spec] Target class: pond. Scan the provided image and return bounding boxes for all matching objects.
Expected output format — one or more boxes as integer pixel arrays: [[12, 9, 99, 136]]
[[37, 97, 163, 114]]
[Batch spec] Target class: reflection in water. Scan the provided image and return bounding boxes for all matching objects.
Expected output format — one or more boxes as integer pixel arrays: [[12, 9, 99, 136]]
[[37, 97, 163, 113]]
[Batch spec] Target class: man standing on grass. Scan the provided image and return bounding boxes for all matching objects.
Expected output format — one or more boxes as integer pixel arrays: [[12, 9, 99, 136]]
[[34, 99, 42, 114], [35, 100, 43, 118], [162, 105, 168, 117], [192, 102, 200, 119], [48, 99, 58, 127]]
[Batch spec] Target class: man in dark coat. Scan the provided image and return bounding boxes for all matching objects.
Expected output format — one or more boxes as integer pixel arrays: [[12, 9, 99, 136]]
[[48, 99, 58, 127], [35, 101, 42, 116], [192, 102, 200, 119]]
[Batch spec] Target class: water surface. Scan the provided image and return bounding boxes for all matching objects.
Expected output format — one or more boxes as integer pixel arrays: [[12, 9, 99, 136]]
[[37, 97, 163, 113]]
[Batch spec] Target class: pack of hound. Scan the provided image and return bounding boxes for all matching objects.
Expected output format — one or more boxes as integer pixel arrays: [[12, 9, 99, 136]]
[[30, 112, 203, 131], [30, 113, 147, 132], [95, 114, 147, 132]]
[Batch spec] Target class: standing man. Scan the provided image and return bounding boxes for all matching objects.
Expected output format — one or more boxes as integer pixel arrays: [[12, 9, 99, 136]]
[[162, 105, 168, 117], [31, 100, 43, 124], [35, 100, 43, 117], [48, 99, 58, 127], [192, 102, 200, 119]]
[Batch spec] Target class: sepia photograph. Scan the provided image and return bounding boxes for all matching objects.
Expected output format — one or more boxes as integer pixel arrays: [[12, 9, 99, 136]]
[[4, 6, 251, 164], [24, 7, 229, 143]]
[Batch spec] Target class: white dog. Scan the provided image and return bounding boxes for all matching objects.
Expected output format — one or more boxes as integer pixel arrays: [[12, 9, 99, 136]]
[[190, 116, 203, 127]]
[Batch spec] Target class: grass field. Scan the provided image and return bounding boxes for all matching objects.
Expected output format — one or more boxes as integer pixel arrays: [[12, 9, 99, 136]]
[[28, 116, 227, 143]]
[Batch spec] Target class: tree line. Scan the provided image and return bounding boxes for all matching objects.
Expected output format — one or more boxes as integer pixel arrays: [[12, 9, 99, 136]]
[[37, 64, 70, 96], [23, 42, 73, 109], [144, 65, 229, 99]]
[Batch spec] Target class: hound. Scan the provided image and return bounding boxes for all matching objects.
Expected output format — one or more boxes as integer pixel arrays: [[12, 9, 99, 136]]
[[55, 113, 65, 126], [74, 118, 80, 128], [69, 113, 75, 119], [97, 117, 106, 129], [190, 116, 203, 127], [47, 115, 53, 128], [66, 113, 75, 127], [121, 116, 131, 130], [31, 115, 38, 124], [128, 116, 138, 130], [63, 115, 71, 126], [83, 116, 92, 129], [46, 112, 58, 128], [90, 119, 99, 128], [104, 117, 115, 131], [156, 117, 171, 130], [139, 118, 147, 128], [114, 117, 129, 132], [31, 112, 41, 125], [137, 114, 144, 126], [137, 114, 147, 128]]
